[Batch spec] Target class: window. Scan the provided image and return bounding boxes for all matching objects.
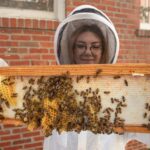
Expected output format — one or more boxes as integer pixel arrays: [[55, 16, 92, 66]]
[[0, 0, 65, 21], [140, 0, 150, 30]]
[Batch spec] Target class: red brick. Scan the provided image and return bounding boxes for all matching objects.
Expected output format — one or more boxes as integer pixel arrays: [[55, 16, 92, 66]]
[[0, 29, 22, 34], [31, 61, 49, 65], [0, 141, 11, 147], [22, 55, 40, 59], [33, 136, 44, 141], [0, 41, 18, 47], [73, 1, 84, 6], [19, 42, 39, 47], [4, 145, 23, 150], [87, 0, 100, 3], [51, 61, 57, 65], [32, 36, 50, 41], [33, 19, 39, 29], [13, 138, 31, 145], [47, 21, 52, 29], [66, 7, 74, 14], [10, 18, 17, 27], [2, 18, 9, 27], [0, 35, 9, 40], [1, 135, 21, 141], [10, 61, 30, 66], [107, 7, 120, 12], [11, 35, 31, 41], [10, 48, 28, 53], [23, 131, 41, 138], [30, 48, 48, 53], [18, 19, 24, 28], [25, 19, 32, 28], [40, 20, 46, 29], [42, 55, 55, 60], [52, 21, 59, 30], [12, 127, 29, 133], [40, 42, 53, 48], [24, 142, 43, 148], [49, 49, 54, 54], [0, 130, 10, 135], [0, 48, 7, 53], [0, 55, 20, 60], [103, 0, 116, 6], [23, 30, 43, 35], [66, 0, 72, 5]]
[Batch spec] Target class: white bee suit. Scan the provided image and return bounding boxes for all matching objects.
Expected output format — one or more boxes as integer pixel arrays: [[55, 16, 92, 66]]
[[43, 5, 150, 150], [0, 58, 8, 67], [43, 131, 150, 150]]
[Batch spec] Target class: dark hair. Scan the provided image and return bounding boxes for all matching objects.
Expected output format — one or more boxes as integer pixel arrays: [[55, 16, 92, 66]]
[[70, 24, 107, 63]]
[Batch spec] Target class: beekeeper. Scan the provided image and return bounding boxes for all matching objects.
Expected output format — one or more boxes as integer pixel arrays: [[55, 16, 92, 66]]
[[43, 5, 150, 150]]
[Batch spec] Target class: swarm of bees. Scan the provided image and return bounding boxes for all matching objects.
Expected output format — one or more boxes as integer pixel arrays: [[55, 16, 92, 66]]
[[0, 70, 149, 136]]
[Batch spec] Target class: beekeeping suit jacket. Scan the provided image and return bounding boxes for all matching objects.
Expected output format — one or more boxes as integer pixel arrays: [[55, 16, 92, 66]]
[[0, 58, 8, 67], [43, 5, 150, 150]]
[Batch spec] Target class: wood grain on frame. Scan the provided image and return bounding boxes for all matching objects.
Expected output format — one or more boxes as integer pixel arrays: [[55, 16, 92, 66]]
[[0, 64, 150, 76]]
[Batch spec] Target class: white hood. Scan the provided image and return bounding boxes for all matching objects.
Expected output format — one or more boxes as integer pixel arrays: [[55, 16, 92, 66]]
[[54, 5, 119, 64]]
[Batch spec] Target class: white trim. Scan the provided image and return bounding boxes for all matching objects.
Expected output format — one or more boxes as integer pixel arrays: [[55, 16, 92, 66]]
[[0, 0, 65, 21], [140, 22, 150, 30], [54, 0, 65, 21]]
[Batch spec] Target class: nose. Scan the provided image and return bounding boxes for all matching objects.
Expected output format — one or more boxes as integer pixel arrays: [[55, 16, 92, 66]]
[[84, 45, 92, 55]]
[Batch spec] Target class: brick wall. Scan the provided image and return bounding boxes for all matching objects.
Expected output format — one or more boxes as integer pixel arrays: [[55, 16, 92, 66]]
[[0, 19, 58, 65], [0, 124, 44, 150], [0, 0, 150, 150]]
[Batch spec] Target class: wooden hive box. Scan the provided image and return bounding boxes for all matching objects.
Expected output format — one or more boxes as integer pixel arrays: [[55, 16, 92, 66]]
[[0, 64, 150, 136]]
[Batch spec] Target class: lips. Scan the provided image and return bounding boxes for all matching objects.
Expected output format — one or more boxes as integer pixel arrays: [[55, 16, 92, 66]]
[[80, 57, 95, 61]]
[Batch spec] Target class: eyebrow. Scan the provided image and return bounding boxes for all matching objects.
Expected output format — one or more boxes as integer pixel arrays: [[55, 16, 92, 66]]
[[76, 41, 101, 44]]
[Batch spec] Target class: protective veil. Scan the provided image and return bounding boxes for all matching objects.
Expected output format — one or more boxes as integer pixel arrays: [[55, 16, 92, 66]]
[[54, 5, 119, 64], [44, 5, 150, 150]]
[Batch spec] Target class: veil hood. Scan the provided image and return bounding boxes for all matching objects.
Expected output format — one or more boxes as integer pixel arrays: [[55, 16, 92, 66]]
[[54, 5, 119, 64]]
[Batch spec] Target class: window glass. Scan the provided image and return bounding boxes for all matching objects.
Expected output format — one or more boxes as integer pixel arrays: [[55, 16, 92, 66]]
[[140, 0, 150, 30], [0, 0, 53, 11], [0, 0, 65, 21]]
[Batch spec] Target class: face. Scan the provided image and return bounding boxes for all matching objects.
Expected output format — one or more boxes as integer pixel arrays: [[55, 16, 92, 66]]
[[73, 31, 103, 64]]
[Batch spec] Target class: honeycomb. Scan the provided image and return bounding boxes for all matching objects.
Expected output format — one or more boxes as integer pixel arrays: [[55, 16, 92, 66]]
[[0, 76, 16, 106], [0, 72, 150, 136], [41, 98, 59, 136]]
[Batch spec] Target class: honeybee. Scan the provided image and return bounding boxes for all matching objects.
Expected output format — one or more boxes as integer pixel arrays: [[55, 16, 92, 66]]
[[113, 75, 121, 79], [104, 91, 110, 94], [124, 79, 128, 86], [143, 112, 147, 118], [94, 69, 102, 78]]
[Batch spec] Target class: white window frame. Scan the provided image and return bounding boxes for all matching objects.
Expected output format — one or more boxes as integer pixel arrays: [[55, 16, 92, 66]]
[[0, 0, 65, 21], [140, 23, 150, 30], [140, 0, 150, 30]]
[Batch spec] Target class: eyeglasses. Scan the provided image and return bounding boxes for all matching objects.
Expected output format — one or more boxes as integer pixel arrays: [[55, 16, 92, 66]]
[[74, 43, 103, 52]]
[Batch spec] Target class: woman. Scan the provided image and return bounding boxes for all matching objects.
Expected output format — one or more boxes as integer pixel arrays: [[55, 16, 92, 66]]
[[67, 24, 110, 64], [44, 5, 150, 150]]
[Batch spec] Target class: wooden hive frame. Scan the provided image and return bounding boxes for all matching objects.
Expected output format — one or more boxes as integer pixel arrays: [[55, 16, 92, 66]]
[[0, 63, 150, 134]]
